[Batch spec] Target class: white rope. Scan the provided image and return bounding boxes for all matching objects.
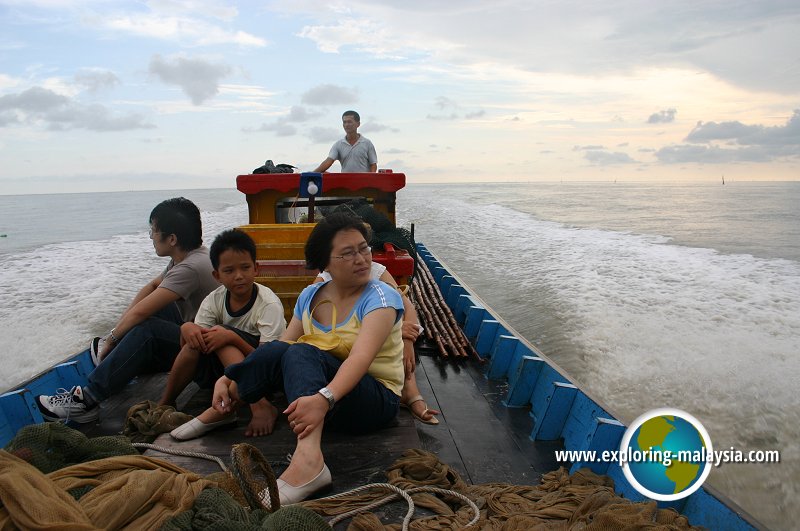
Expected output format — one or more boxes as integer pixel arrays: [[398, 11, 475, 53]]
[[132, 442, 228, 472], [315, 482, 480, 530], [132, 444, 481, 528]]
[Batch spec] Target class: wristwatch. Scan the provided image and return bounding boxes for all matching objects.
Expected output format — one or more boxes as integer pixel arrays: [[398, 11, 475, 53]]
[[318, 387, 335, 410]]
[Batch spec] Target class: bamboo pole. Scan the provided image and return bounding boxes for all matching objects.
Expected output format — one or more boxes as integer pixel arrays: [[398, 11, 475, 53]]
[[410, 257, 478, 359]]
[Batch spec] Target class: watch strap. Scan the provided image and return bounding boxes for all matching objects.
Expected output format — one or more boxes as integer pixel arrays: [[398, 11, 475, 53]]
[[318, 387, 335, 410]]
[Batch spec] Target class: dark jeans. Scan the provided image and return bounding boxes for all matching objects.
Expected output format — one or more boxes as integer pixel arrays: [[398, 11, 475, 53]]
[[85, 304, 183, 401], [225, 341, 399, 434]]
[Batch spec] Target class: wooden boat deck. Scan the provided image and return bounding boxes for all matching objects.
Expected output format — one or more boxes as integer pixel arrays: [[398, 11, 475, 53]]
[[77, 340, 563, 505]]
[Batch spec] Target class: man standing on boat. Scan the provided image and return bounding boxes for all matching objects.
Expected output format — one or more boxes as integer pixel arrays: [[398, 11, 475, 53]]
[[313, 110, 378, 173], [36, 197, 219, 423]]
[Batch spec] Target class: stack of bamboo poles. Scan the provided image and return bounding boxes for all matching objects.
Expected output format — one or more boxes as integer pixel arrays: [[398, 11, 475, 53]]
[[411, 257, 479, 359]]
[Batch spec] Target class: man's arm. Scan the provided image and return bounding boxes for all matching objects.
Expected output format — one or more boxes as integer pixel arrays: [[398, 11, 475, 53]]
[[98, 286, 181, 360], [369, 162, 377, 172], [122, 274, 162, 313], [313, 158, 335, 173]]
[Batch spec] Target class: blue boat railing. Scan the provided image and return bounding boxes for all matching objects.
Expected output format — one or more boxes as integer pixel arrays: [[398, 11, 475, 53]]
[[416, 243, 764, 531]]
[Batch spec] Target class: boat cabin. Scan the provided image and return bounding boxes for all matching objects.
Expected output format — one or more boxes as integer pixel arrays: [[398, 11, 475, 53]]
[[236, 171, 414, 321]]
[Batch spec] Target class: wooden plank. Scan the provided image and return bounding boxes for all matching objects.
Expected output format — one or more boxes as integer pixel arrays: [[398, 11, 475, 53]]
[[418, 353, 551, 486]]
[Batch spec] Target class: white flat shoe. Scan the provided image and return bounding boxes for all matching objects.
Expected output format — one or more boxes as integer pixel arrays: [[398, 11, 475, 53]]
[[265, 463, 332, 506], [170, 416, 236, 441]]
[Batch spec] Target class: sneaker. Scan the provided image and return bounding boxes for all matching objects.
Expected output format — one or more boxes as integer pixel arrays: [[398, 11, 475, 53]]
[[36, 386, 99, 423], [89, 337, 106, 367]]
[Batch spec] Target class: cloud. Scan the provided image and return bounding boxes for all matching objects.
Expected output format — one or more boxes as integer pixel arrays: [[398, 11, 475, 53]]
[[74, 69, 120, 92], [434, 96, 457, 110], [301, 84, 359, 105], [426, 96, 482, 120], [360, 121, 399, 133], [98, 9, 266, 47], [573, 145, 606, 151], [245, 105, 324, 136], [284, 2, 800, 94], [584, 150, 636, 165], [296, 17, 418, 59], [426, 113, 458, 121], [655, 110, 800, 163], [148, 54, 233, 105], [147, 0, 239, 21], [285, 105, 321, 122], [308, 126, 340, 144], [655, 144, 773, 164], [647, 108, 677, 124], [685, 110, 800, 146], [247, 122, 297, 136], [383, 147, 408, 154], [0, 86, 153, 131]]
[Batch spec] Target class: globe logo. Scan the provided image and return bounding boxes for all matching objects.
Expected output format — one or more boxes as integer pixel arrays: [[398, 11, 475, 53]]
[[620, 408, 713, 501]]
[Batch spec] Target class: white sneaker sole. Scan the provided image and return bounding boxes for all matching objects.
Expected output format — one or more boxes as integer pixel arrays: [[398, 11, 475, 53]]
[[38, 399, 99, 423]]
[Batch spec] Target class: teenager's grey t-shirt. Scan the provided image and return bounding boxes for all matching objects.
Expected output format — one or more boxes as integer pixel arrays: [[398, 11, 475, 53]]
[[160, 246, 219, 322], [328, 135, 377, 172]]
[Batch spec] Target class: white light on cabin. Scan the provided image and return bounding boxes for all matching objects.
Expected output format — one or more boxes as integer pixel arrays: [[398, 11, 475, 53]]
[[307, 182, 319, 195]]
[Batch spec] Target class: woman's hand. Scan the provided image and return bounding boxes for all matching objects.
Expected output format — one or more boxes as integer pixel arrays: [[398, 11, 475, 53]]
[[284, 393, 329, 439], [212, 376, 239, 415]]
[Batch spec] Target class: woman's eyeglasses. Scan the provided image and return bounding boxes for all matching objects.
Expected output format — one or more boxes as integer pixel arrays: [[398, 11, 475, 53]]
[[332, 245, 372, 261]]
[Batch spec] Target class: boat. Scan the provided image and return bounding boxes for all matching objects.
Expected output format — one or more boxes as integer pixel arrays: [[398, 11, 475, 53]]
[[0, 171, 765, 529]]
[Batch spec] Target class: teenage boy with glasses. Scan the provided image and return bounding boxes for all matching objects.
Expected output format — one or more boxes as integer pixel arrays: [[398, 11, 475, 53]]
[[36, 197, 219, 422]]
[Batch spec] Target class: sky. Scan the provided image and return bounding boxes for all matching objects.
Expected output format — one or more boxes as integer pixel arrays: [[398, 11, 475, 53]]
[[1, 0, 799, 194]]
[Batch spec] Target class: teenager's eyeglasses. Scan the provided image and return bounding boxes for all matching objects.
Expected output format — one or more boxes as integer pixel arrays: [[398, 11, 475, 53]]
[[332, 245, 372, 261], [148, 228, 161, 238]]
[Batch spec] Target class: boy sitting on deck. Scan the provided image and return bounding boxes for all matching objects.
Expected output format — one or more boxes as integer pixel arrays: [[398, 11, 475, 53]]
[[162, 229, 286, 439], [37, 197, 219, 423]]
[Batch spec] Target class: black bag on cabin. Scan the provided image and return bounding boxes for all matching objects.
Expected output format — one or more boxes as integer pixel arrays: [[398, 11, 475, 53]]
[[252, 160, 297, 174]]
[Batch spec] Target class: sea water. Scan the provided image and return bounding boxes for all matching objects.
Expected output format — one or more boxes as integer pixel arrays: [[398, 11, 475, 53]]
[[0, 182, 797, 529]]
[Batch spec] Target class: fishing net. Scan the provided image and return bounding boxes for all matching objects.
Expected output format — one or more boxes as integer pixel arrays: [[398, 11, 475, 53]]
[[161, 488, 329, 531], [123, 399, 193, 443], [1, 424, 329, 530], [0, 447, 212, 529], [4, 421, 138, 474], [302, 448, 705, 530]]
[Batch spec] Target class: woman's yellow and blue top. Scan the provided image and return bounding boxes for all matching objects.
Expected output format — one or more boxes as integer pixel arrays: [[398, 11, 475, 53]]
[[294, 280, 405, 395]]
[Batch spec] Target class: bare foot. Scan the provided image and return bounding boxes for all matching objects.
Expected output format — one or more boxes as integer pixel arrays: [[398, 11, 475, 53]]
[[245, 399, 278, 437]]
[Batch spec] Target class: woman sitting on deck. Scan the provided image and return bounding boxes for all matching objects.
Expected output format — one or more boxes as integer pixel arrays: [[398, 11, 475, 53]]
[[211, 213, 405, 504]]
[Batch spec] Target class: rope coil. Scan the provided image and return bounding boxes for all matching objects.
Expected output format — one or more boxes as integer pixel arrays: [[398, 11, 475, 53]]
[[134, 443, 479, 528], [317, 483, 480, 530]]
